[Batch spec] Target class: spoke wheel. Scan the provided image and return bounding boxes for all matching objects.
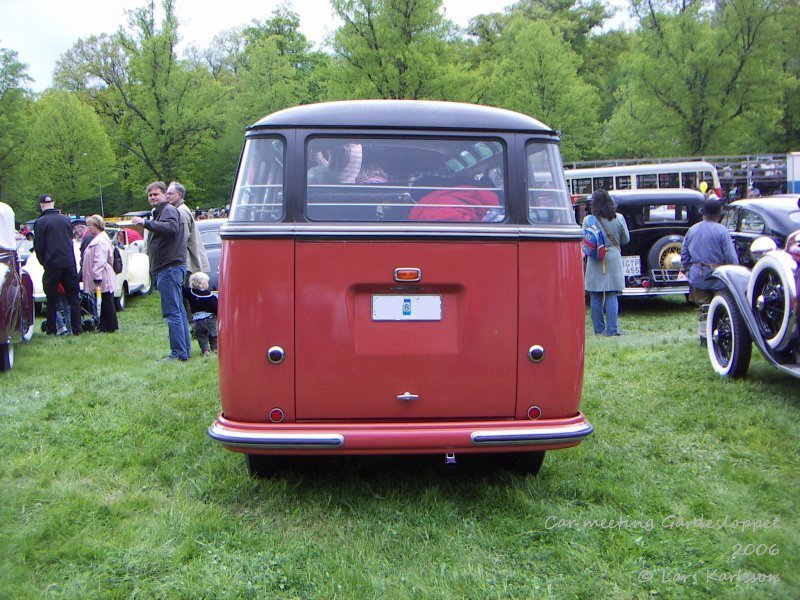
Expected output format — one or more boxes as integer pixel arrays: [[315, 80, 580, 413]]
[[707, 291, 752, 378], [751, 267, 792, 349]]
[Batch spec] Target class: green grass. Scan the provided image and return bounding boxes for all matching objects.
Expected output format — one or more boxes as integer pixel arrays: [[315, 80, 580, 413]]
[[1, 294, 798, 599]]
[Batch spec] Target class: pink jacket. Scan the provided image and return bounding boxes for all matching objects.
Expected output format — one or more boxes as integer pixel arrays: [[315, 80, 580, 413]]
[[82, 231, 117, 294]]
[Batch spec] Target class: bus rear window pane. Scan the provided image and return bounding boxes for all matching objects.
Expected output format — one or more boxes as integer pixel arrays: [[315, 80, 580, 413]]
[[230, 137, 285, 222], [526, 142, 572, 225], [306, 137, 506, 223]]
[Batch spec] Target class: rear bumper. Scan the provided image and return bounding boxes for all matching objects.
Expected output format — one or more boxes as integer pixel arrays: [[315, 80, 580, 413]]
[[208, 413, 593, 455], [622, 285, 688, 297]]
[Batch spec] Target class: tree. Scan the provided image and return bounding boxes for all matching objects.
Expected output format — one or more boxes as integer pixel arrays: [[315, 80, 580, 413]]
[[0, 46, 32, 202], [605, 0, 788, 156], [327, 0, 478, 100], [485, 17, 601, 160], [23, 91, 115, 215], [54, 0, 227, 204]]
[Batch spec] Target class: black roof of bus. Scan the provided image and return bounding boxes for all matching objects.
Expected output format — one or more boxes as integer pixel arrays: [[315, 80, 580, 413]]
[[248, 100, 557, 135]]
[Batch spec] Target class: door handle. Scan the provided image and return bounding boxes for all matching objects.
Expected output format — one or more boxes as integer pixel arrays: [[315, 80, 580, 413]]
[[397, 392, 419, 401]]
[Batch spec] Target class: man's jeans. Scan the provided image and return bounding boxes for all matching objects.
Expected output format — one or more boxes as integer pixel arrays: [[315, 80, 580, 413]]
[[156, 266, 191, 360]]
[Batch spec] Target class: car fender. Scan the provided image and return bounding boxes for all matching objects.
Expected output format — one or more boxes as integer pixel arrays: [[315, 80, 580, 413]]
[[711, 261, 800, 377], [710, 265, 775, 358]]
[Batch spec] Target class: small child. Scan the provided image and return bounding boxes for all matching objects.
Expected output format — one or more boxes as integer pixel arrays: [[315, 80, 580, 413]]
[[183, 272, 218, 356]]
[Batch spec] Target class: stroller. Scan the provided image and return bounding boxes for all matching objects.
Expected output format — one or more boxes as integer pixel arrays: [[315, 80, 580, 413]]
[[41, 290, 101, 333]]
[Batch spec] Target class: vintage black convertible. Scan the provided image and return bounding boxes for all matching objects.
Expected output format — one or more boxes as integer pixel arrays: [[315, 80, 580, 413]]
[[706, 228, 800, 380]]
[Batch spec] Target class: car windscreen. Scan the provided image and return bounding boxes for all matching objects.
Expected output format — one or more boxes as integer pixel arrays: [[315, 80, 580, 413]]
[[305, 137, 506, 223]]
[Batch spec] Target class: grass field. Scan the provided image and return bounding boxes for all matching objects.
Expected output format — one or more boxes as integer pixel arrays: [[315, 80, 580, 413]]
[[1, 293, 798, 599]]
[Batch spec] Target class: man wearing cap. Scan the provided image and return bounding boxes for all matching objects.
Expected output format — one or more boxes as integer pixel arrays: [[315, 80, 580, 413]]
[[681, 198, 739, 344], [33, 194, 82, 336], [131, 182, 190, 361]]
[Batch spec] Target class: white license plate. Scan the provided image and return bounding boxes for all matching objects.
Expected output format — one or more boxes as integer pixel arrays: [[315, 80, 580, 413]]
[[372, 295, 442, 321], [622, 256, 641, 276]]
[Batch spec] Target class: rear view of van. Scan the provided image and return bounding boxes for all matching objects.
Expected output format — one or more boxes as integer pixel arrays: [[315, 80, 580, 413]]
[[208, 100, 593, 477]]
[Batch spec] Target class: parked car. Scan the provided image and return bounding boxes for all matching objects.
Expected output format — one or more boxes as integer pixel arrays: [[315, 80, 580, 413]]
[[208, 100, 593, 477], [23, 223, 151, 312], [1, 203, 35, 371], [706, 231, 800, 380], [197, 218, 224, 290], [575, 189, 705, 296], [721, 195, 800, 267]]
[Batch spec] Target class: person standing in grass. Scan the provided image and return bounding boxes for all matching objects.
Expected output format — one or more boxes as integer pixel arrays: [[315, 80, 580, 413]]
[[166, 181, 209, 278], [33, 194, 82, 336], [183, 272, 218, 357], [583, 189, 630, 336], [131, 182, 190, 361], [81, 215, 118, 333], [680, 198, 738, 344]]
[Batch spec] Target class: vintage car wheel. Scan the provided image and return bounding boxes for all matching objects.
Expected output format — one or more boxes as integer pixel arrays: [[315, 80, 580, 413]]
[[647, 235, 684, 271], [707, 291, 752, 378], [748, 258, 796, 350], [115, 283, 128, 312], [0, 342, 13, 372]]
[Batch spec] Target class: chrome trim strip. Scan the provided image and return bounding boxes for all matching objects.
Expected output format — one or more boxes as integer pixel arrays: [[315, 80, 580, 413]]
[[208, 425, 344, 449], [471, 422, 594, 446], [220, 223, 582, 240], [622, 286, 688, 297]]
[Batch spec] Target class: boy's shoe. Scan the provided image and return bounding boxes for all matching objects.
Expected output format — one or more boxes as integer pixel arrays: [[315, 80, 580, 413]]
[[56, 326, 69, 336], [203, 350, 211, 357]]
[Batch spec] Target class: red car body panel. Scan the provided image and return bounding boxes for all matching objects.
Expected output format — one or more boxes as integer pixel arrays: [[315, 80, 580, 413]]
[[295, 241, 517, 420], [218, 239, 295, 423]]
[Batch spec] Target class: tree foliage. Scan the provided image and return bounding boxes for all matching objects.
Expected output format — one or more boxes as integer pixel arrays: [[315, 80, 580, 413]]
[[605, 0, 788, 156], [486, 17, 601, 160], [0, 46, 31, 203], [328, 0, 477, 100], [22, 91, 115, 216], [54, 0, 227, 204]]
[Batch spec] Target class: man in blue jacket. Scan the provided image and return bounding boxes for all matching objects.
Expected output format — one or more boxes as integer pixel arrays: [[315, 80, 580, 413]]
[[681, 198, 739, 343], [34, 194, 82, 336], [132, 182, 190, 361]]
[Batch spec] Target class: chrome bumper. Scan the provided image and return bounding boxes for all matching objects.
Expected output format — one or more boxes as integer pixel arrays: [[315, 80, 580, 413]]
[[208, 414, 594, 453]]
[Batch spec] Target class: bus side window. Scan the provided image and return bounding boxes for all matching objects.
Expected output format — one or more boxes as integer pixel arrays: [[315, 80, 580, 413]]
[[615, 175, 631, 190], [637, 174, 657, 189]]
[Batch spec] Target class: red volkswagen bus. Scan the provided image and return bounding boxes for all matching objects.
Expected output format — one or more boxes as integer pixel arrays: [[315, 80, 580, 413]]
[[208, 100, 593, 476]]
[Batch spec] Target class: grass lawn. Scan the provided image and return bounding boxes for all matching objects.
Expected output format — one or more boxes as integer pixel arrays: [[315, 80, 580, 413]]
[[1, 293, 798, 599]]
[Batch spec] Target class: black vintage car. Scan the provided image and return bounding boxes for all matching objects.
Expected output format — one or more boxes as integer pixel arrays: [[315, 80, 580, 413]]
[[197, 218, 224, 291], [575, 189, 705, 296], [721, 195, 800, 267]]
